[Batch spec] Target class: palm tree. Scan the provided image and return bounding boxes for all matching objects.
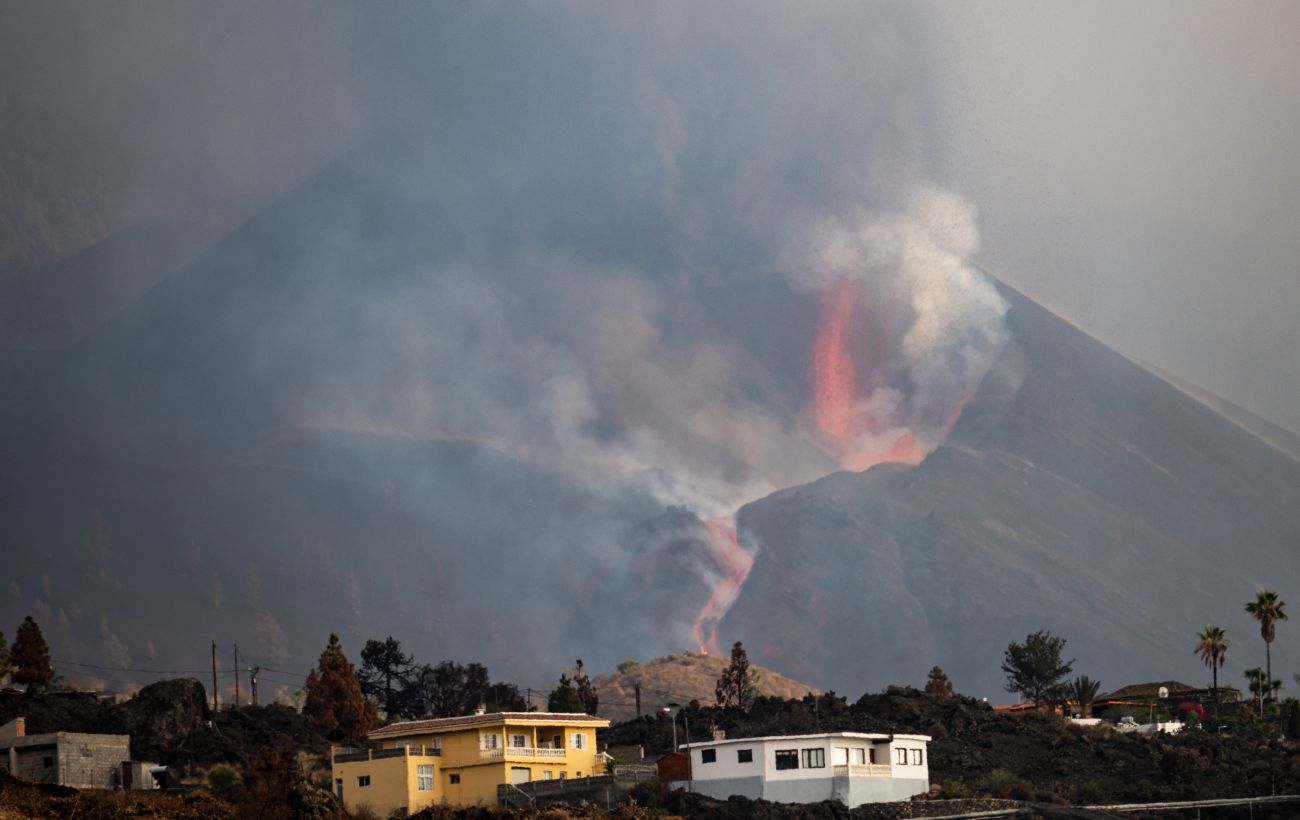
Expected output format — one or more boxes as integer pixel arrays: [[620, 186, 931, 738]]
[[1195, 625, 1228, 719], [1246, 590, 1288, 706], [1071, 675, 1102, 718], [1245, 667, 1267, 716]]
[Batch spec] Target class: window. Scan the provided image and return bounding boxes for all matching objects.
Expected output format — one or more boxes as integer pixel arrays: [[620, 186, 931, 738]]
[[571, 732, 587, 750], [511, 734, 527, 748], [700, 749, 717, 764], [334, 778, 343, 799], [553, 734, 563, 749], [833, 747, 848, 766], [448, 773, 460, 784], [43, 757, 53, 769], [559, 771, 567, 780], [737, 749, 753, 764], [895, 748, 908, 765], [430, 737, 442, 750], [543, 771, 553, 780], [868, 748, 876, 765], [357, 775, 371, 787], [480, 733, 499, 750], [801, 748, 825, 769], [417, 765, 433, 791], [774, 750, 798, 770], [852, 748, 866, 765], [911, 749, 923, 765]]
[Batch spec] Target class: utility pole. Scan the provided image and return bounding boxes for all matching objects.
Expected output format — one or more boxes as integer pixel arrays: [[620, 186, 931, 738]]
[[635, 683, 642, 718], [211, 640, 219, 711], [233, 643, 240, 708], [250, 667, 260, 707], [526, 688, 531, 711]]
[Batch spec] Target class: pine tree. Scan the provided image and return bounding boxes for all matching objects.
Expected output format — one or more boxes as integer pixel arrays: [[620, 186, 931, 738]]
[[715, 641, 758, 710], [1002, 631, 1074, 709], [0, 630, 10, 684], [358, 636, 416, 719], [925, 666, 954, 697], [303, 633, 376, 743], [547, 675, 584, 713], [11, 616, 53, 692], [573, 659, 599, 715]]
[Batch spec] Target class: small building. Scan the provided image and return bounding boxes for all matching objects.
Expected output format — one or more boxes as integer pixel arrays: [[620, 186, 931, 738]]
[[0, 717, 135, 789], [331, 710, 609, 816], [683, 731, 931, 807]]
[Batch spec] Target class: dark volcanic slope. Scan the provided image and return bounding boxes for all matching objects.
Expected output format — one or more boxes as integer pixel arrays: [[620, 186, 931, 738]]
[[725, 283, 1300, 699]]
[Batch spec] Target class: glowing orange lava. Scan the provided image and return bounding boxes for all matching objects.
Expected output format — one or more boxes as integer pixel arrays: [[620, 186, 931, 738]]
[[692, 515, 752, 655], [812, 278, 862, 441], [812, 277, 924, 471]]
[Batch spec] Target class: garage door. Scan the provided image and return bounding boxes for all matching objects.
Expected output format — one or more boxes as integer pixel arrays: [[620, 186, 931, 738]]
[[511, 767, 531, 784]]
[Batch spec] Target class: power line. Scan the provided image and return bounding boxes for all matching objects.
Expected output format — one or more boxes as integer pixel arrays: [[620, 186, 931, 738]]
[[52, 658, 230, 676]]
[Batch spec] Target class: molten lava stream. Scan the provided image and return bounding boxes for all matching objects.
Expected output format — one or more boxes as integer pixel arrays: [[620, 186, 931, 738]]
[[692, 515, 752, 655], [812, 278, 861, 442]]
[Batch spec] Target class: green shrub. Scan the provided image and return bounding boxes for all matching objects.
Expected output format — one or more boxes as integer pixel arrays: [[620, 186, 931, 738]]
[[938, 777, 970, 799], [928, 720, 949, 739], [206, 765, 241, 793], [1075, 780, 1105, 804], [977, 768, 1031, 799]]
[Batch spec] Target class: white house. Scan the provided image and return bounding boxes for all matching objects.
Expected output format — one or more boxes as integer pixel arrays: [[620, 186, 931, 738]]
[[682, 731, 931, 807]]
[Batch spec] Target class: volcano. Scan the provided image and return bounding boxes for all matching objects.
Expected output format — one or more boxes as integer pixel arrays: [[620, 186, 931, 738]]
[[1, 129, 1297, 702], [723, 281, 1300, 698]]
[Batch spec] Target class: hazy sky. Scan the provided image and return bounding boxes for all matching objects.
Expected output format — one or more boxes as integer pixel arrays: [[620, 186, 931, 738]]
[[3, 0, 1298, 433], [922, 1, 1300, 433]]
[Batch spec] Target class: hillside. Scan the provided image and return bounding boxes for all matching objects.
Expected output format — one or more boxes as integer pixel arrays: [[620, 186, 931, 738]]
[[594, 652, 819, 723], [722, 282, 1300, 697]]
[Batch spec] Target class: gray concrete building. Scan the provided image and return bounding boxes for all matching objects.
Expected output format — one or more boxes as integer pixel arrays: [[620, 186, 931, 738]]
[[0, 717, 133, 789]]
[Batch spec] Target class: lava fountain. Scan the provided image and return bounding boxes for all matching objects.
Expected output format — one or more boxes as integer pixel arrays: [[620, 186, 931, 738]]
[[812, 277, 923, 470]]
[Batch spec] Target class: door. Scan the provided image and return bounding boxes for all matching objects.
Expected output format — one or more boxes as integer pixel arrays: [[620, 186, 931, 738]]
[[511, 767, 531, 784]]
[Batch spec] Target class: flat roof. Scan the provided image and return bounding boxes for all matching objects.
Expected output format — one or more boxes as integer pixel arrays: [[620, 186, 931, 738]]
[[682, 731, 930, 748], [369, 711, 608, 739]]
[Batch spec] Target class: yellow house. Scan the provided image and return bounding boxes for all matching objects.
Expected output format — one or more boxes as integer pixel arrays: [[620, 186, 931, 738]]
[[331, 711, 609, 815]]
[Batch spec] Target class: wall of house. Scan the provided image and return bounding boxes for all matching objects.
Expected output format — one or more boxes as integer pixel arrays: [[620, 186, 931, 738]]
[[880, 736, 929, 784], [688, 735, 930, 808], [53, 733, 131, 789], [841, 774, 930, 804], [366, 721, 606, 807], [333, 752, 439, 817], [12, 745, 57, 783]]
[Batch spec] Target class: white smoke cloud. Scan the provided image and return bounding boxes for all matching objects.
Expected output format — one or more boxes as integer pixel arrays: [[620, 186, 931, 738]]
[[798, 185, 1009, 456]]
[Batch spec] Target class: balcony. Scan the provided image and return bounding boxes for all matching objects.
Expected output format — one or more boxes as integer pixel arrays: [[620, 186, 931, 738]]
[[480, 746, 568, 760], [831, 763, 892, 778], [333, 746, 441, 764]]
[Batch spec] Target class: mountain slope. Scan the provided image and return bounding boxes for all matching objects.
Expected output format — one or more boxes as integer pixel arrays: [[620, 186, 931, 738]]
[[722, 283, 1300, 698]]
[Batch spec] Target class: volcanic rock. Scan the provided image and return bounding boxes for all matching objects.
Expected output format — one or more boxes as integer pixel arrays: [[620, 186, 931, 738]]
[[723, 281, 1300, 697]]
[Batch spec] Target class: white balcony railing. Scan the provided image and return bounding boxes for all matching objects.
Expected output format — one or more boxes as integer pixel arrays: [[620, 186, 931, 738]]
[[482, 746, 568, 760], [832, 763, 892, 778]]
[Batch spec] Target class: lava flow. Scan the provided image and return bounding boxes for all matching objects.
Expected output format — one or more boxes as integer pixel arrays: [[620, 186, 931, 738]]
[[692, 515, 752, 655], [812, 277, 924, 471]]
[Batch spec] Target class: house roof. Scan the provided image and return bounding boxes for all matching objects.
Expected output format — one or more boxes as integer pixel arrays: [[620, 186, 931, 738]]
[[368, 711, 608, 739], [681, 731, 930, 749], [1100, 681, 1196, 701]]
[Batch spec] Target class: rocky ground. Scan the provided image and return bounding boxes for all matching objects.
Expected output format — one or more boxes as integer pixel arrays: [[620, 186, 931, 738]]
[[0, 678, 328, 773], [4, 684, 1300, 817], [602, 687, 1300, 806]]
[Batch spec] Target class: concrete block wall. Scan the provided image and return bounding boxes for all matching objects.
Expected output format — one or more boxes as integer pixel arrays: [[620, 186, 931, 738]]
[[55, 733, 131, 788]]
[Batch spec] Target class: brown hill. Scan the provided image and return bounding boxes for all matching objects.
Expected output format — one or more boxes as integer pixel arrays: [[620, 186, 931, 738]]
[[594, 651, 819, 724]]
